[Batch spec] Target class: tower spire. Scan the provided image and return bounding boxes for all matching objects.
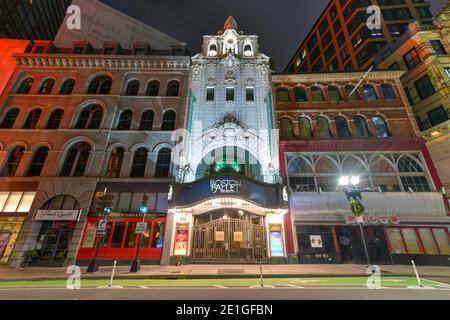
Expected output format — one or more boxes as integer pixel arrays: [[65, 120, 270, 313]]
[[224, 16, 238, 31]]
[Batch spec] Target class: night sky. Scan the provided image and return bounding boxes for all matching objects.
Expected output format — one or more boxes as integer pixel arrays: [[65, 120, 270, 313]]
[[103, 0, 448, 71]]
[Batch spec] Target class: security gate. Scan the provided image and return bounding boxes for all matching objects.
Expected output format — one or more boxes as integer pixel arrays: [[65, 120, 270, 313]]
[[191, 218, 267, 263]]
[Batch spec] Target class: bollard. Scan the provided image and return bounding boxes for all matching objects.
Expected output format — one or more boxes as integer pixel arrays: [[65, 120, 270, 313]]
[[109, 260, 117, 288], [411, 260, 422, 288]]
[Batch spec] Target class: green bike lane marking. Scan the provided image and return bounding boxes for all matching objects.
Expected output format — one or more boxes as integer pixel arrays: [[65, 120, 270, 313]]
[[0, 277, 446, 289]]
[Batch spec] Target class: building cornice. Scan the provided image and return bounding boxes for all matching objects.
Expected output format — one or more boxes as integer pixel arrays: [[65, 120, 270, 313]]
[[13, 54, 191, 70], [272, 70, 405, 83]]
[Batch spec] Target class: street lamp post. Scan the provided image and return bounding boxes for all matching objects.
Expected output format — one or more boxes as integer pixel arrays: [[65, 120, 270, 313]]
[[338, 176, 371, 266], [130, 195, 149, 273], [87, 188, 113, 273]]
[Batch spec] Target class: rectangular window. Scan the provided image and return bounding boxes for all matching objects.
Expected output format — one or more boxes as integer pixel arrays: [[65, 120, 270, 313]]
[[433, 229, 450, 254], [401, 228, 422, 254], [206, 87, 215, 101], [430, 40, 447, 55], [414, 75, 435, 100], [386, 228, 407, 254], [427, 106, 449, 127], [123, 223, 137, 248], [110, 222, 126, 248], [82, 222, 97, 248], [3, 192, 22, 212], [418, 228, 439, 254], [16, 192, 36, 212], [403, 47, 421, 70], [246, 87, 255, 101], [151, 222, 165, 248], [118, 193, 132, 213], [226, 87, 234, 101]]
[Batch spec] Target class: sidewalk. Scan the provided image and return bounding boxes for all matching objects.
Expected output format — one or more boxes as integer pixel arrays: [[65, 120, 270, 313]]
[[0, 264, 449, 281]]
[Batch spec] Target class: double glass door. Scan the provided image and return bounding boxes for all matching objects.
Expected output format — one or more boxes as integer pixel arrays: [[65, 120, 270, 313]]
[[36, 221, 75, 266]]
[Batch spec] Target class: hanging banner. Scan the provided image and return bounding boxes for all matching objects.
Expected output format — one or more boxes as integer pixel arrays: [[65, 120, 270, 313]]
[[174, 229, 189, 256], [310, 235, 323, 248]]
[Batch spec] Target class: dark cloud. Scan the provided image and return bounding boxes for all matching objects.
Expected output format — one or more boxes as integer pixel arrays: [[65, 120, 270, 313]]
[[103, 0, 448, 71]]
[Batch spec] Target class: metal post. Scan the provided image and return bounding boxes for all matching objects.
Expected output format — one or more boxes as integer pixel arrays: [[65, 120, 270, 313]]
[[411, 260, 422, 287], [109, 260, 117, 288], [358, 221, 371, 266], [130, 216, 144, 273]]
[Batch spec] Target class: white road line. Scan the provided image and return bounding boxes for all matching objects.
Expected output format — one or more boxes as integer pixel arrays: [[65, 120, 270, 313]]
[[214, 285, 228, 289], [284, 284, 305, 289], [422, 279, 450, 288], [139, 285, 149, 289]]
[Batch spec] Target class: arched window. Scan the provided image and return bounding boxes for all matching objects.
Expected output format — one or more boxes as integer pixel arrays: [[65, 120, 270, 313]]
[[341, 156, 369, 188], [60, 142, 91, 177], [311, 86, 325, 102], [26, 147, 49, 177], [117, 110, 133, 130], [294, 87, 308, 102], [316, 117, 332, 138], [87, 75, 112, 94], [298, 117, 312, 139], [155, 148, 172, 178], [46, 109, 64, 129], [167, 80, 180, 97], [75, 105, 103, 129], [381, 84, 397, 100], [106, 147, 124, 178], [17, 78, 33, 94], [345, 85, 361, 101], [161, 110, 176, 131], [60, 79, 75, 95], [1, 146, 25, 176], [280, 118, 294, 139], [397, 155, 431, 192], [130, 148, 148, 178], [23, 108, 42, 129], [315, 156, 339, 191], [364, 85, 378, 101], [139, 110, 154, 131], [370, 157, 399, 192], [276, 88, 290, 102], [38, 78, 55, 94], [0, 108, 20, 128], [125, 80, 140, 96], [353, 115, 370, 138], [328, 86, 342, 102], [335, 117, 351, 138], [372, 115, 390, 138], [146, 80, 159, 96]]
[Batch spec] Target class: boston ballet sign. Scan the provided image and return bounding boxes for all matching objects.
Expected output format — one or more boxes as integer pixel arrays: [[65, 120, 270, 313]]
[[210, 179, 242, 194]]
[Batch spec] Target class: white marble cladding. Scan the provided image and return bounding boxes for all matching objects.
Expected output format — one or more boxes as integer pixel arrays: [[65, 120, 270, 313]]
[[182, 22, 277, 183], [290, 192, 450, 224]]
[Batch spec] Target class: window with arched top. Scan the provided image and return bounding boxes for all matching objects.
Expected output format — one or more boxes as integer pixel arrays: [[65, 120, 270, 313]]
[[17, 78, 33, 94], [316, 117, 332, 138], [276, 88, 290, 102], [345, 85, 361, 101], [288, 157, 313, 175], [60, 142, 91, 177], [161, 110, 176, 131], [335, 117, 351, 138], [294, 87, 308, 102], [353, 115, 370, 138], [341, 156, 370, 189], [397, 155, 431, 192], [60, 79, 75, 95], [1, 146, 25, 177], [106, 147, 124, 178], [298, 117, 312, 139], [370, 156, 399, 192], [130, 148, 148, 178], [139, 110, 154, 131], [167, 80, 180, 97], [117, 110, 133, 130], [280, 118, 294, 139], [75, 105, 103, 129], [87, 75, 112, 94], [26, 147, 49, 177], [125, 80, 140, 96], [372, 115, 390, 138], [23, 108, 42, 129], [364, 85, 378, 101], [46, 109, 64, 129], [0, 108, 20, 128], [328, 86, 342, 102], [40, 195, 80, 210], [38, 79, 55, 95], [381, 84, 397, 100], [155, 148, 172, 178], [311, 86, 325, 102], [146, 80, 159, 96], [315, 156, 339, 192]]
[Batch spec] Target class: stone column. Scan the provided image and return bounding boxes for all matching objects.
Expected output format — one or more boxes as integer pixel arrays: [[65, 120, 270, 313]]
[[367, 119, 378, 137], [41, 151, 63, 176], [348, 119, 357, 137], [0, 150, 9, 171], [160, 212, 176, 266], [9, 218, 43, 268], [329, 119, 337, 137], [311, 119, 318, 138], [64, 210, 88, 267], [119, 152, 133, 178], [87, 151, 106, 177], [146, 151, 157, 177], [14, 151, 33, 176]]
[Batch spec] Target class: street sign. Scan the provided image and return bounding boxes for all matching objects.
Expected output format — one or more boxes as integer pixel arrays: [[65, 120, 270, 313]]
[[135, 222, 148, 234], [97, 220, 108, 235]]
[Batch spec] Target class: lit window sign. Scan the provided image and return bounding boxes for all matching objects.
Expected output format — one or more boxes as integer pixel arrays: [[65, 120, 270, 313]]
[[270, 231, 284, 257], [210, 179, 242, 194], [0, 192, 36, 213]]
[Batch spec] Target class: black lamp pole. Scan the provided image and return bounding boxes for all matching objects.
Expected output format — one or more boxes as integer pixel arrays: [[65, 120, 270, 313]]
[[130, 195, 149, 273]]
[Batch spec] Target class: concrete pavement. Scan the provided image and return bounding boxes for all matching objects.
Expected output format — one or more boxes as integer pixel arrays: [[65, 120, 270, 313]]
[[0, 264, 449, 281]]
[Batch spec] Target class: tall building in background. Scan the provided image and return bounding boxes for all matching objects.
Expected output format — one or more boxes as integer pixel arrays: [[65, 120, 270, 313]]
[[0, 0, 72, 40], [375, 3, 450, 191], [285, 0, 434, 73]]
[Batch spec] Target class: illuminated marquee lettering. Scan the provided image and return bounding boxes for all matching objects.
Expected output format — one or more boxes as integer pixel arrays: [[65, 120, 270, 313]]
[[210, 179, 242, 194]]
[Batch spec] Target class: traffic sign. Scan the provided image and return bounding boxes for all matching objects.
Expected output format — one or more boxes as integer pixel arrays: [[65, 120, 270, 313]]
[[97, 220, 108, 235], [135, 222, 148, 234]]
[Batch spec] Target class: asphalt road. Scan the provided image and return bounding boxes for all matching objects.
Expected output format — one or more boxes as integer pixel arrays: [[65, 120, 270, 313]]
[[1, 286, 449, 300]]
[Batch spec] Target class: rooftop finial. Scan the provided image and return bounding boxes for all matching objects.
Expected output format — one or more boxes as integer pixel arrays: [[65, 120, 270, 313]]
[[224, 16, 238, 30]]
